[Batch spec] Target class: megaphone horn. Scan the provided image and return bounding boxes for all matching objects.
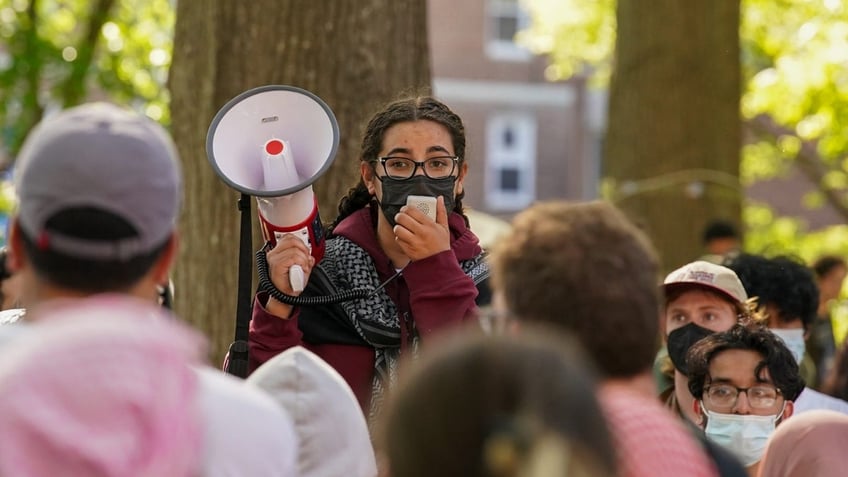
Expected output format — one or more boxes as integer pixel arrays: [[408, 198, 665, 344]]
[[206, 85, 340, 292]]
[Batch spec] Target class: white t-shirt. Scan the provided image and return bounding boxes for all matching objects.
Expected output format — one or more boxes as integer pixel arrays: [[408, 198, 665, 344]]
[[196, 367, 299, 476], [0, 320, 26, 348], [793, 387, 848, 415], [246, 346, 377, 477]]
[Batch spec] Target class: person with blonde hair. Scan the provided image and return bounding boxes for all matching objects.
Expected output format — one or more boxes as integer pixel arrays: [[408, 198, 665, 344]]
[[661, 259, 754, 423]]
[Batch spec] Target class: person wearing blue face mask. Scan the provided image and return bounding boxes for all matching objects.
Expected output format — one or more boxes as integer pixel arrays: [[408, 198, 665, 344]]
[[687, 324, 805, 477], [724, 253, 848, 415], [659, 260, 755, 425]]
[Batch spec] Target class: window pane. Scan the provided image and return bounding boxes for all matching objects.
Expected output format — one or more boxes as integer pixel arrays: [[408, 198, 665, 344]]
[[500, 168, 520, 191], [485, 112, 537, 210], [502, 126, 514, 148], [496, 15, 518, 42], [486, 0, 531, 60]]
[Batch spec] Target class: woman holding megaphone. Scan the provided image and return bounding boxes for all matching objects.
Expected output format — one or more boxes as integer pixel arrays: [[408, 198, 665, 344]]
[[249, 95, 490, 419]]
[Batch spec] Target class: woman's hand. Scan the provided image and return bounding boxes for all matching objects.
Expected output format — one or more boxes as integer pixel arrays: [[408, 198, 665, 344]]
[[393, 195, 451, 261], [264, 234, 315, 318]]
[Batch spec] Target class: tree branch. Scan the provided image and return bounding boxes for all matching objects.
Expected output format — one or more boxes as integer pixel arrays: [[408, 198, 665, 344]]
[[58, 0, 117, 107], [745, 114, 848, 222], [14, 0, 46, 156]]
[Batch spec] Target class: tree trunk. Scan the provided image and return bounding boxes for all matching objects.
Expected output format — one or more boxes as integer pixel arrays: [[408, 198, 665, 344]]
[[605, 0, 741, 272], [170, 0, 430, 364]]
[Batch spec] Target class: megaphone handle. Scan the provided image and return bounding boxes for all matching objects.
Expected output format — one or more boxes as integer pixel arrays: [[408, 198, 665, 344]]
[[290, 264, 305, 293], [256, 246, 371, 305]]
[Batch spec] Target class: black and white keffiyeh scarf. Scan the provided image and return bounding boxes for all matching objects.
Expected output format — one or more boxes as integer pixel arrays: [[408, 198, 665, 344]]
[[320, 236, 489, 419]]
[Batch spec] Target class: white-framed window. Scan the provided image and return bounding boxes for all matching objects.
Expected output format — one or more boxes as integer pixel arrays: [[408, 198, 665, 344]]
[[485, 112, 536, 210], [485, 0, 532, 61]]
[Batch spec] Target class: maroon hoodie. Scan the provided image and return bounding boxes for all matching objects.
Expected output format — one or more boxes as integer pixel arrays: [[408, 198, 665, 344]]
[[248, 206, 484, 411]]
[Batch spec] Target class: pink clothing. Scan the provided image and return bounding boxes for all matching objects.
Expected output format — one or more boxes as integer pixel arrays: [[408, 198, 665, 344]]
[[249, 206, 484, 410], [600, 385, 719, 477], [758, 410, 848, 477], [0, 297, 205, 477]]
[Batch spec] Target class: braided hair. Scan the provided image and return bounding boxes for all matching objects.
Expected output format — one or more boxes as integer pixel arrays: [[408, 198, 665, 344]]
[[328, 96, 469, 235]]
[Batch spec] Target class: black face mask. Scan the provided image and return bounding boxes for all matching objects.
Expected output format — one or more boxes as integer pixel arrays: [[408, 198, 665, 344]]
[[667, 323, 714, 374], [376, 175, 456, 227]]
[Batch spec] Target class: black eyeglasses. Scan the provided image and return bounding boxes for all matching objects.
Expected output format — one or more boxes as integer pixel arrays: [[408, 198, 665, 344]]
[[705, 383, 782, 410], [374, 156, 458, 180]]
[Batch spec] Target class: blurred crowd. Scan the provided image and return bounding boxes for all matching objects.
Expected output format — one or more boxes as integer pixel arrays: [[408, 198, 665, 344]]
[[0, 97, 846, 477]]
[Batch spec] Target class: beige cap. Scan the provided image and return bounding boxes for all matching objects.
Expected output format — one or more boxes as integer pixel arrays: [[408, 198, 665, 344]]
[[663, 260, 748, 305]]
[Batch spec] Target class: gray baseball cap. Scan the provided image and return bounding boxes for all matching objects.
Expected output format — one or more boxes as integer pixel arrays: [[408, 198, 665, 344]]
[[14, 102, 182, 261]]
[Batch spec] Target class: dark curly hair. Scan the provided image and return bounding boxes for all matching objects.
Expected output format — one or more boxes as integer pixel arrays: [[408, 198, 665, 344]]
[[723, 253, 819, 330], [328, 96, 468, 234], [812, 255, 847, 279], [702, 219, 739, 245], [687, 323, 805, 401]]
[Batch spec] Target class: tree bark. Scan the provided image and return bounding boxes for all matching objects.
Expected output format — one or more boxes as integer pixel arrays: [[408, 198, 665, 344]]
[[606, 0, 741, 271], [170, 0, 430, 364]]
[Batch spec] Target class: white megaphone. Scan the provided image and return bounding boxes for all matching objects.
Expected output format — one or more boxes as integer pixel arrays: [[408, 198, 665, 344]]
[[206, 85, 339, 292]]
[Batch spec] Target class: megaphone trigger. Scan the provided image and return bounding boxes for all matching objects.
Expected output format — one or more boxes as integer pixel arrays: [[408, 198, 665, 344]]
[[289, 264, 305, 293], [269, 229, 310, 293]]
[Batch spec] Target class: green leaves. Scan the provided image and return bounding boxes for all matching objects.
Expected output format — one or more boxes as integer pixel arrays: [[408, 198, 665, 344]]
[[0, 0, 173, 220], [521, 0, 848, 261], [519, 0, 616, 84], [0, 0, 174, 164], [94, 0, 174, 123]]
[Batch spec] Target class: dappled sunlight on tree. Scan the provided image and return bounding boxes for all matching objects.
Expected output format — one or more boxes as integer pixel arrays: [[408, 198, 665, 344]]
[[519, 0, 848, 265], [0, 0, 173, 161]]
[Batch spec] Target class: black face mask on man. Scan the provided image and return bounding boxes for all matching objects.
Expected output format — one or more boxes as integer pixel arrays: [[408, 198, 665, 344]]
[[666, 322, 714, 374], [376, 175, 456, 228]]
